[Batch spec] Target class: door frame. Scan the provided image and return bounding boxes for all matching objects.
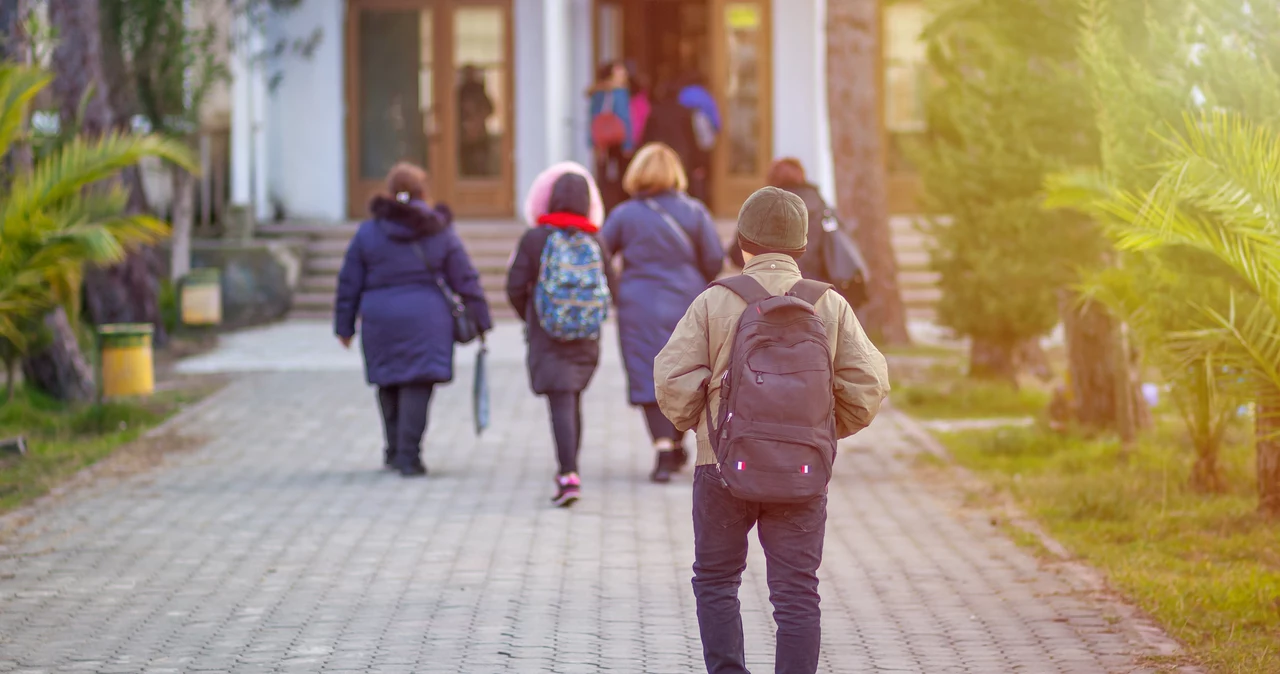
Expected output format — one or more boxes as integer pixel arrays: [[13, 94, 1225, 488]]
[[345, 0, 515, 219], [590, 0, 772, 217], [707, 0, 772, 216]]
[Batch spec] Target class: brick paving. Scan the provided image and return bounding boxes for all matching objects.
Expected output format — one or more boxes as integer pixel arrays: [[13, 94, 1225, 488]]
[[0, 321, 1184, 673]]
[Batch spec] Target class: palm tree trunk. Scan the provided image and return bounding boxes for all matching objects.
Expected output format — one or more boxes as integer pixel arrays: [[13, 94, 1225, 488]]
[[1059, 289, 1141, 437], [21, 308, 95, 403], [826, 0, 910, 346], [1258, 394, 1280, 518]]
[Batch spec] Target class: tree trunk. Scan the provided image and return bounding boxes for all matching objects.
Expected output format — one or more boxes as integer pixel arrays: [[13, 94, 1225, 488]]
[[1258, 394, 1280, 519], [21, 308, 95, 403], [1016, 338, 1054, 382], [969, 338, 1019, 387], [1059, 289, 1140, 437], [48, 0, 165, 355], [826, 0, 910, 346], [0, 0, 26, 63], [170, 168, 195, 282]]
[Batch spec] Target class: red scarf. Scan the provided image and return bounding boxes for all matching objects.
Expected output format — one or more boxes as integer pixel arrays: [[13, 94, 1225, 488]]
[[537, 212, 599, 233]]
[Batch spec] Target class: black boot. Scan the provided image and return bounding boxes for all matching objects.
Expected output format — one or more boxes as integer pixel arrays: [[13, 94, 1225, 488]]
[[650, 451, 676, 483], [383, 446, 395, 470]]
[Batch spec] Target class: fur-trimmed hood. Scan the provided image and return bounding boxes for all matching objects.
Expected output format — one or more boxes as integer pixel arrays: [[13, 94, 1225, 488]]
[[523, 162, 604, 228], [369, 196, 453, 241]]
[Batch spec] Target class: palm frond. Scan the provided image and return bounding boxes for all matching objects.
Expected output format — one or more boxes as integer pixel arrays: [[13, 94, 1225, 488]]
[[0, 66, 52, 162], [1, 133, 196, 231]]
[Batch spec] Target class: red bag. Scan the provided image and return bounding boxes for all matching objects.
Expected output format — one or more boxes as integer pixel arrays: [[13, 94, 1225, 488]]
[[591, 92, 627, 149]]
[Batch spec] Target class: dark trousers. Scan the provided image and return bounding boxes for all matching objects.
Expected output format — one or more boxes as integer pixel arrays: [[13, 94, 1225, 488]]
[[642, 403, 679, 443], [691, 466, 827, 674], [546, 391, 583, 474], [377, 383, 435, 469]]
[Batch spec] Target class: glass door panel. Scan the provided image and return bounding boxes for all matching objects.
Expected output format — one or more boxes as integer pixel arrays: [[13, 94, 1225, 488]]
[[453, 6, 505, 180], [444, 1, 513, 215], [348, 3, 437, 217], [710, 0, 771, 215]]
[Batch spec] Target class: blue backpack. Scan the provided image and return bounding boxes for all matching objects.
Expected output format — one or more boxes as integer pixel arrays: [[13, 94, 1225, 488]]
[[535, 229, 610, 341]]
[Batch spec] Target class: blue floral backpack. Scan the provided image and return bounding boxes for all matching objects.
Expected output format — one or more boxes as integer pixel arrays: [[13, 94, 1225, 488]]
[[535, 229, 610, 341]]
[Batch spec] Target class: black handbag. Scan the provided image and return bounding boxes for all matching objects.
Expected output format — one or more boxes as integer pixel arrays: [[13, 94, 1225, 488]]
[[408, 241, 482, 345]]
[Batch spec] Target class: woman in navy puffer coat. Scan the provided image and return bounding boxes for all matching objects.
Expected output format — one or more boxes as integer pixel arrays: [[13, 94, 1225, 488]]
[[601, 143, 724, 483], [334, 162, 491, 477]]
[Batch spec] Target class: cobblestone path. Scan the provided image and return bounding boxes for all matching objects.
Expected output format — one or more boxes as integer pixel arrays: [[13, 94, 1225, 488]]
[[0, 322, 1183, 673]]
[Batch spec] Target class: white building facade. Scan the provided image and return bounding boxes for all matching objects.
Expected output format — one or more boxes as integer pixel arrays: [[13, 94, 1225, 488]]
[[230, 0, 929, 223]]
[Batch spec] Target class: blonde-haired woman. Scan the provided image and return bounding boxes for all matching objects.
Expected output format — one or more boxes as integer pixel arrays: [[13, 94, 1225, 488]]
[[601, 143, 724, 482]]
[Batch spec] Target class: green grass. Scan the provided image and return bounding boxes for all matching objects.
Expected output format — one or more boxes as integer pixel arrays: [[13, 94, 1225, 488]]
[[891, 378, 1051, 419], [937, 423, 1280, 673], [0, 386, 193, 514]]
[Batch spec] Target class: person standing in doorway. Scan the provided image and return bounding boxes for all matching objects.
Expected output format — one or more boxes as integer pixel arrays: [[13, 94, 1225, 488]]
[[334, 163, 492, 477], [457, 64, 495, 176], [588, 61, 633, 212], [602, 143, 724, 483], [508, 162, 616, 507], [654, 187, 889, 674]]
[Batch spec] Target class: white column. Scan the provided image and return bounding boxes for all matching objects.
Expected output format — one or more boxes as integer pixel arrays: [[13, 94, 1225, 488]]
[[772, 0, 835, 205], [513, 0, 577, 219], [230, 13, 270, 223]]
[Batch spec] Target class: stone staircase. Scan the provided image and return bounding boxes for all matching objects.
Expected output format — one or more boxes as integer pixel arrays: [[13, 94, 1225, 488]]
[[891, 215, 940, 323], [264, 214, 939, 324], [260, 220, 525, 321]]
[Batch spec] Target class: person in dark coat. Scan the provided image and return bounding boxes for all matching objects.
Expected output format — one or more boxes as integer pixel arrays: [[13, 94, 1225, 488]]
[[334, 162, 492, 477], [507, 163, 617, 507], [641, 82, 705, 186], [601, 143, 724, 483], [728, 158, 835, 278]]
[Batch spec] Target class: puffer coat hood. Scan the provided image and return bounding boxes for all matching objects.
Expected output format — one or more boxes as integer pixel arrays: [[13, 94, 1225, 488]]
[[369, 196, 453, 241], [523, 161, 605, 227]]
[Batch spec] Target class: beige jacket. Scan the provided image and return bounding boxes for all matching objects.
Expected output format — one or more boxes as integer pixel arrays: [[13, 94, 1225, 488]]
[[654, 254, 891, 466]]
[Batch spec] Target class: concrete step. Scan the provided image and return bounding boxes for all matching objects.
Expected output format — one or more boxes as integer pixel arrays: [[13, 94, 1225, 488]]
[[293, 291, 335, 310], [902, 286, 942, 305], [306, 257, 345, 274], [260, 222, 359, 239], [898, 270, 941, 290], [307, 238, 354, 256], [300, 275, 338, 293], [896, 248, 931, 270]]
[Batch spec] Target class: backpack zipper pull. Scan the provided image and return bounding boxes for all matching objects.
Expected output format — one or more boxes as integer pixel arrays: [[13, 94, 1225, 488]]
[[755, 373, 764, 385]]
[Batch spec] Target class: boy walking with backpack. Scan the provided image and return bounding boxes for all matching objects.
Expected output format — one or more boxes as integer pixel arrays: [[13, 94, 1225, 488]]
[[655, 187, 890, 673]]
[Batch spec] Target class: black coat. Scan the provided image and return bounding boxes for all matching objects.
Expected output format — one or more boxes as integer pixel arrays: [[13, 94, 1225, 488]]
[[335, 198, 492, 386], [642, 99, 706, 175], [727, 183, 828, 278], [506, 226, 619, 395]]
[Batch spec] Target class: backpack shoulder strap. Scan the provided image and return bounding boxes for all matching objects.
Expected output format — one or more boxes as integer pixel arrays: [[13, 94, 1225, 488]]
[[787, 279, 833, 307], [711, 275, 772, 304]]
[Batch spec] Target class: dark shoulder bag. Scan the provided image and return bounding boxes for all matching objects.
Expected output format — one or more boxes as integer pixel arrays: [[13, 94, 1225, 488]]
[[402, 236, 482, 345]]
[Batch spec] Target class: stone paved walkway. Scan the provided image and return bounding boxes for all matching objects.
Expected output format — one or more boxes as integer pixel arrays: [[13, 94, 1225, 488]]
[[0, 321, 1181, 673]]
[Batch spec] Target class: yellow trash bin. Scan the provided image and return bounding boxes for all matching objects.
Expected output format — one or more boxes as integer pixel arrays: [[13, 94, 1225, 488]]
[[181, 267, 222, 326], [99, 323, 155, 398]]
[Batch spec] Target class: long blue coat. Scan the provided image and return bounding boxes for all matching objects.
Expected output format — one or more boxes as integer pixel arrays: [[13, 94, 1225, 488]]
[[601, 191, 724, 405], [334, 198, 492, 387]]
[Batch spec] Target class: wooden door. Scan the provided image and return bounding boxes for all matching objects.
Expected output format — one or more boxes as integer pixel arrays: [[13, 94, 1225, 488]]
[[708, 0, 772, 215], [346, 0, 513, 219]]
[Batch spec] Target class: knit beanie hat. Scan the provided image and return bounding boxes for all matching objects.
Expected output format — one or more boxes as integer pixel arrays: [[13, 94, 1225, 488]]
[[736, 186, 808, 256]]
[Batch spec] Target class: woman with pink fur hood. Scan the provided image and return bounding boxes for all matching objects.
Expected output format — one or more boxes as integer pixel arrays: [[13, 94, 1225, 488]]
[[507, 162, 617, 507]]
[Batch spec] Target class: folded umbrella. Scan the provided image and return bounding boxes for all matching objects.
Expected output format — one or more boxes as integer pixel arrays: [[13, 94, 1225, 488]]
[[473, 344, 490, 435]]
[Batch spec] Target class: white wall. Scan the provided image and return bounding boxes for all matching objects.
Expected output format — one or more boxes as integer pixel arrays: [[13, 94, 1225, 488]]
[[771, 0, 835, 204], [230, 13, 270, 222], [266, 1, 346, 222]]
